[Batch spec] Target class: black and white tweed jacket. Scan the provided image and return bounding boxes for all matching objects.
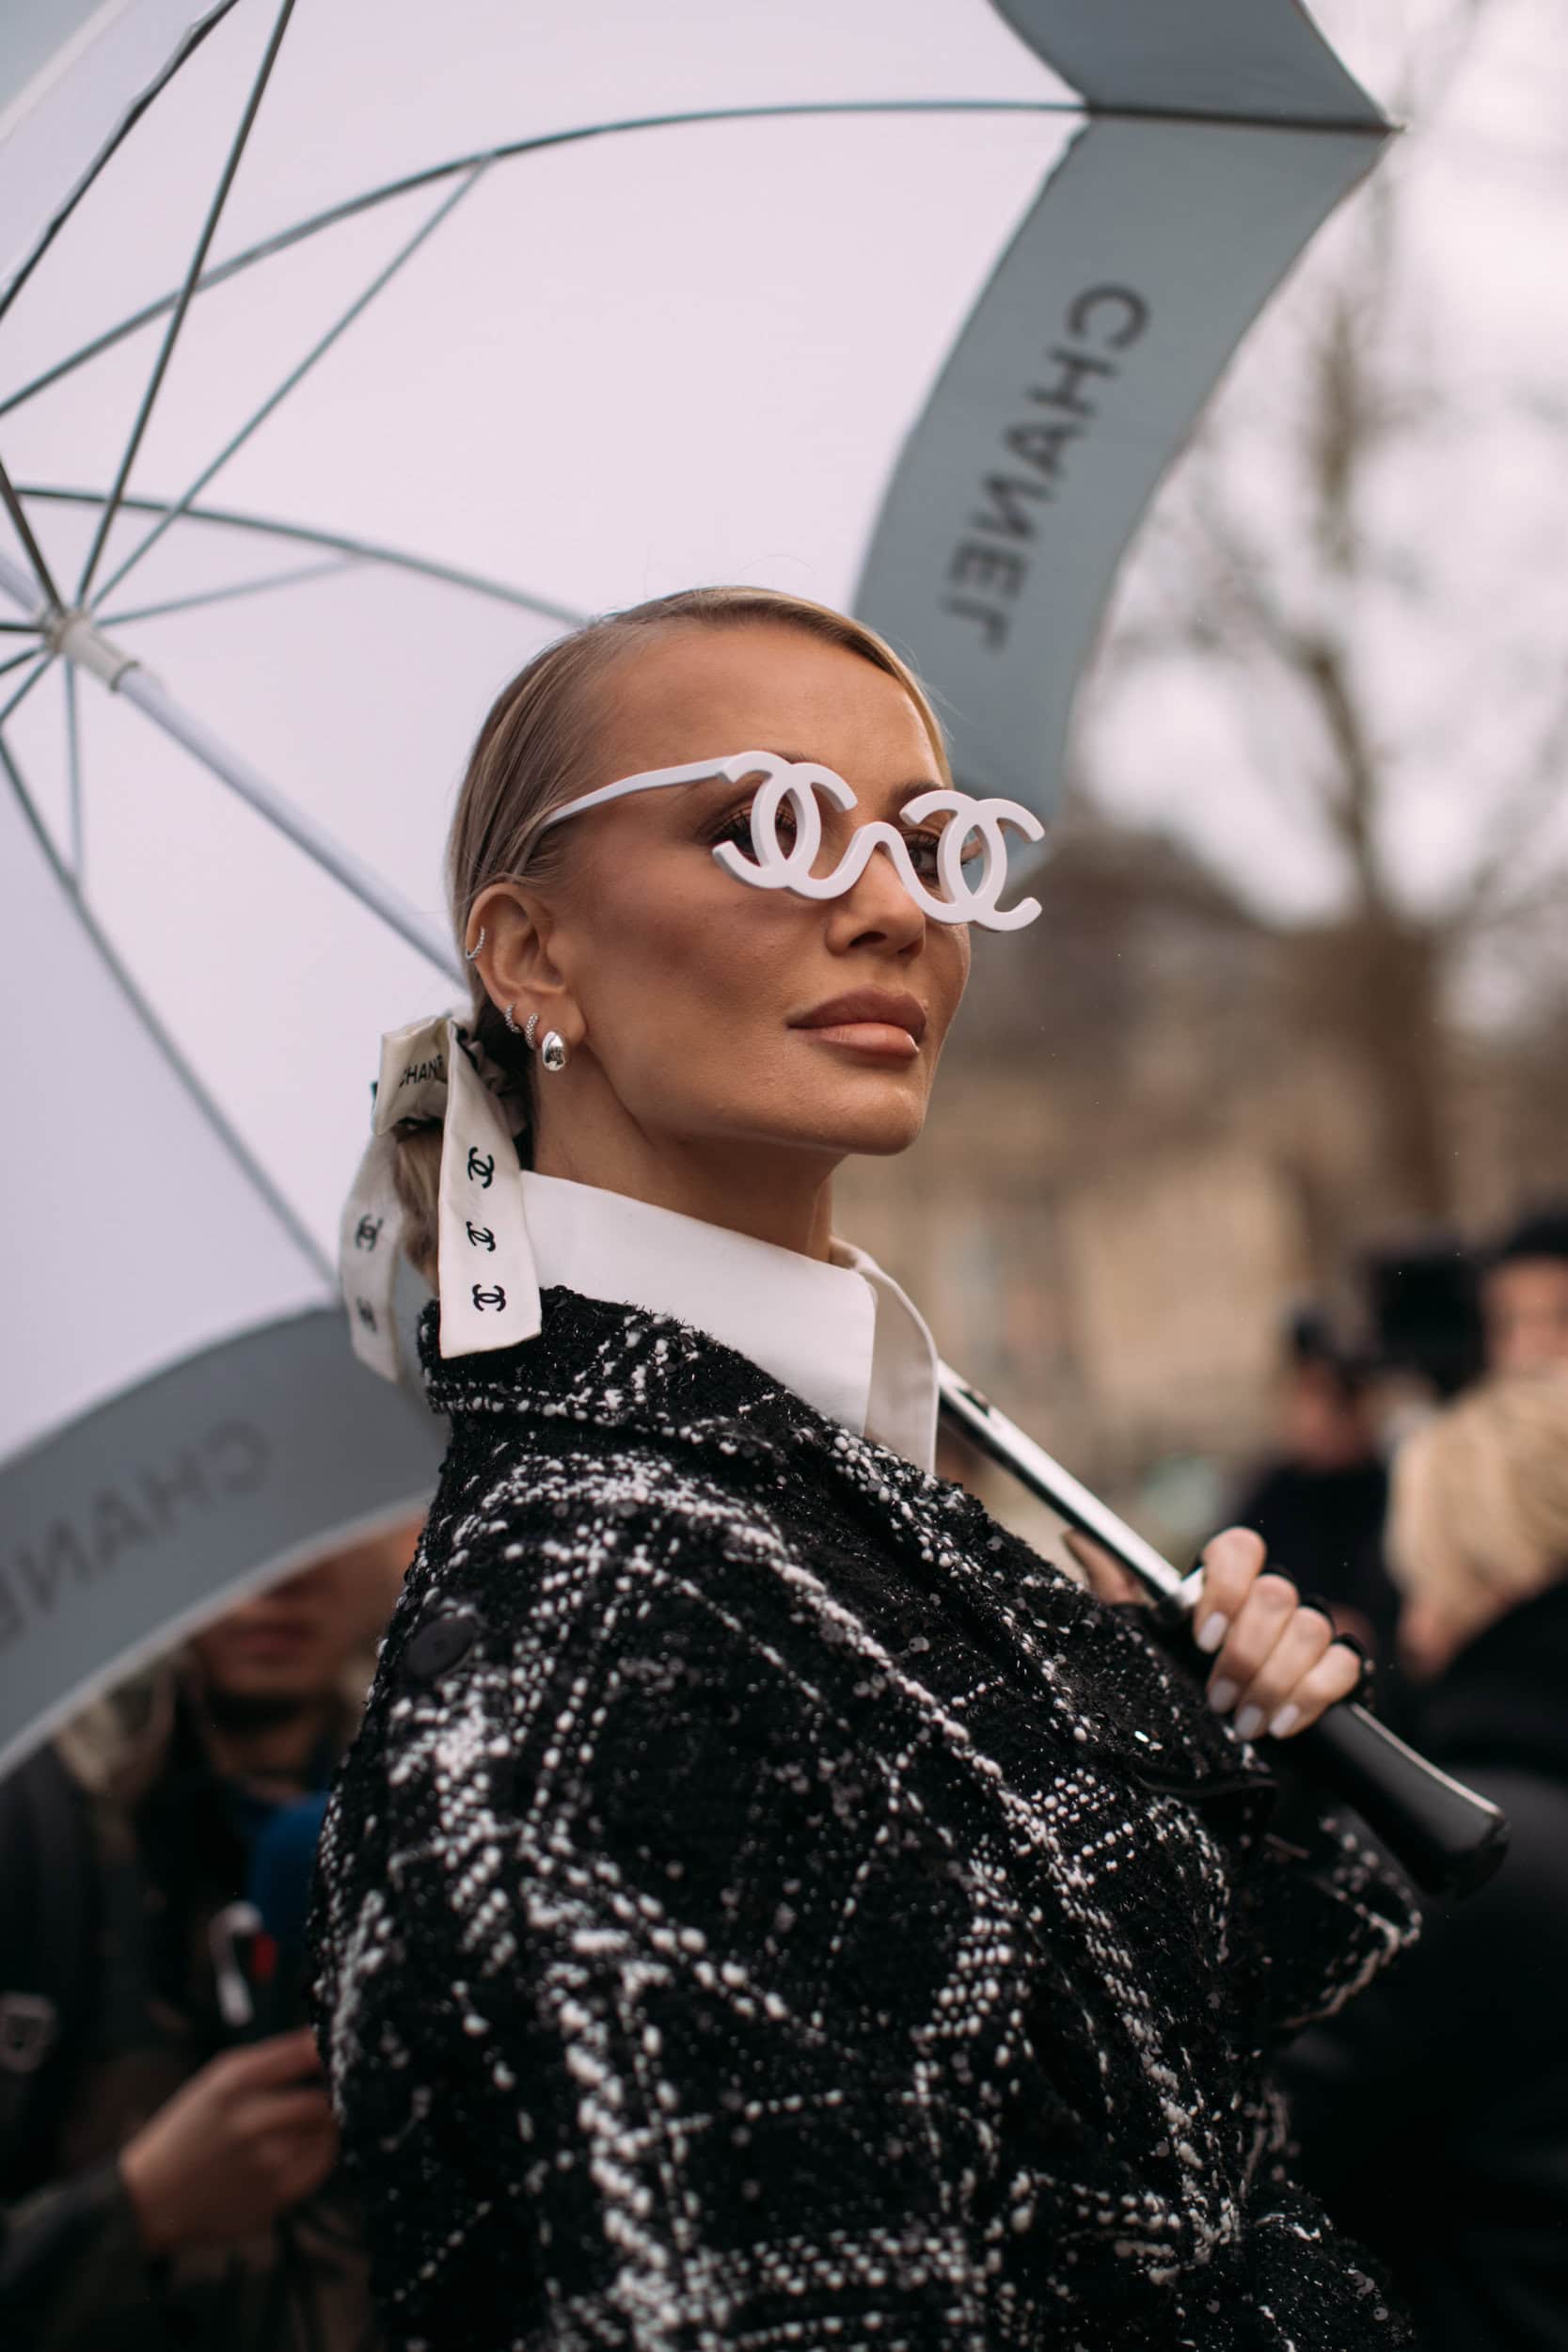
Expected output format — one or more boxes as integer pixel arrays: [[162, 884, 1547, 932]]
[[309, 1291, 1418, 2352]]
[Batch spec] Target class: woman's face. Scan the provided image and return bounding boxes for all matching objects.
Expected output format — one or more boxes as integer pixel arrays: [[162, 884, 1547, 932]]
[[521, 623, 971, 1169]]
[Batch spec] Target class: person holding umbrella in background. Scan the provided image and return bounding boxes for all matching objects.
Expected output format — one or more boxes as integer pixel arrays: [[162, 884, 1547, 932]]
[[0, 1518, 418, 2352]]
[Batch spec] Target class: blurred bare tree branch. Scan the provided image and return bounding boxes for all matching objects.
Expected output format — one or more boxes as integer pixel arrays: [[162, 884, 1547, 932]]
[[1082, 0, 1568, 1222]]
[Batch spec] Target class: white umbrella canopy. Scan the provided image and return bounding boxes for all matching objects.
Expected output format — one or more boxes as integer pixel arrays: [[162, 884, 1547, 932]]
[[0, 0, 1386, 1768]]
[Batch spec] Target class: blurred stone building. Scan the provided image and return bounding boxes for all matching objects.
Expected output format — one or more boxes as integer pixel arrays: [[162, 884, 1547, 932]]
[[837, 814, 1568, 1551]]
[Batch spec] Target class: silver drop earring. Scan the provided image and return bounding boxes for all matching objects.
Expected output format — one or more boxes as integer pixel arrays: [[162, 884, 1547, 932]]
[[540, 1030, 568, 1074], [502, 1002, 520, 1035]]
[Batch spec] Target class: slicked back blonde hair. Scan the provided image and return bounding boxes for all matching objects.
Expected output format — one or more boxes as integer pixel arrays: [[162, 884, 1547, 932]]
[[1388, 1374, 1568, 1643], [392, 586, 949, 1277]]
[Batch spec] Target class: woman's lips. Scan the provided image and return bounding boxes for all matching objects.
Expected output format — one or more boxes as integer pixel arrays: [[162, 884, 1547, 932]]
[[790, 989, 927, 1060], [800, 1021, 922, 1060]]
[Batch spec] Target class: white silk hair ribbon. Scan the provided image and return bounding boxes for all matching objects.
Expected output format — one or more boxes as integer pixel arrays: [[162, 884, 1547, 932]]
[[533, 749, 1045, 930], [339, 1013, 540, 1380]]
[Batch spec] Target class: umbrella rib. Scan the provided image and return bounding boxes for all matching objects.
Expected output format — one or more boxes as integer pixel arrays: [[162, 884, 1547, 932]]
[[22, 485, 585, 628], [0, 453, 63, 611], [75, 0, 298, 605], [0, 654, 54, 723], [0, 87, 1392, 429], [0, 725, 335, 1285], [0, 98, 1085, 422], [113, 660, 463, 980], [0, 645, 43, 680], [99, 556, 361, 628], [89, 161, 490, 614], [0, 4, 240, 337]]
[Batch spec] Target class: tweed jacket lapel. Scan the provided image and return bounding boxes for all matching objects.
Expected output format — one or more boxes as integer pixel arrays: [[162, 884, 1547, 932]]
[[421, 1288, 1274, 1817]]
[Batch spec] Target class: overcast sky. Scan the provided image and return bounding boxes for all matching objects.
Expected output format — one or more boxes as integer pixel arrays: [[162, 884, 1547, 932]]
[[1083, 0, 1568, 923]]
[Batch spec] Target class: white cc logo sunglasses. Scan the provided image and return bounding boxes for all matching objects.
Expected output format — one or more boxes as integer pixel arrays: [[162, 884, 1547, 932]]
[[531, 749, 1045, 932]]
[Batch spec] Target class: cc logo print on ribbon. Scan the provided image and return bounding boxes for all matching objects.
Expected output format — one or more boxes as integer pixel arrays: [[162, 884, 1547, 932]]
[[707, 753, 1044, 930]]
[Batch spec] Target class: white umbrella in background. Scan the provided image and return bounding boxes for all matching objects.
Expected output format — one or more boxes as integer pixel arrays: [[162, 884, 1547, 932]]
[[0, 0, 1387, 1771]]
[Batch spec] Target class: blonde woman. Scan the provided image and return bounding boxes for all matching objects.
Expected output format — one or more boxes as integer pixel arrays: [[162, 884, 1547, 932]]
[[308, 588, 1414, 2351], [1285, 1374, 1568, 2352]]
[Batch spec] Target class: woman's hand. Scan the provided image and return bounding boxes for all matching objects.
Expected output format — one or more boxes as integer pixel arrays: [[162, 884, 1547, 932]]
[[1189, 1527, 1360, 1740], [1064, 1525, 1361, 1741]]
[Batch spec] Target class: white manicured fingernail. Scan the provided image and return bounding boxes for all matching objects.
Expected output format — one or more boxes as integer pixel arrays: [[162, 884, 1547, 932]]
[[1196, 1613, 1228, 1655], [1234, 1705, 1265, 1742], [1269, 1704, 1301, 1740], [1208, 1679, 1239, 1714]]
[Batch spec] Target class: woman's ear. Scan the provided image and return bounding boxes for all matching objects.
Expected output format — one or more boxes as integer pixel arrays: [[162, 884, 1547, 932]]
[[466, 881, 581, 1041]]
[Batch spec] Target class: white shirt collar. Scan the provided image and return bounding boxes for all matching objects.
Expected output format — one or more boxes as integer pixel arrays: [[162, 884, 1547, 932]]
[[521, 1171, 939, 1472]]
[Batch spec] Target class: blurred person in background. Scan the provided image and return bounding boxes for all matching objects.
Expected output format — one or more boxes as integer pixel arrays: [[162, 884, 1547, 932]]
[[0, 1517, 420, 2352], [1232, 1309, 1400, 1664], [1482, 1206, 1568, 1377], [1363, 1242, 1484, 1410], [1281, 1375, 1568, 2352]]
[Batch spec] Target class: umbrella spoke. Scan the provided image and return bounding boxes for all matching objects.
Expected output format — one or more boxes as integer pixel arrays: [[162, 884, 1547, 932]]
[[0, 646, 42, 680], [23, 485, 584, 628], [0, 6, 239, 338], [0, 453, 62, 611], [90, 162, 489, 612], [0, 725, 335, 1285], [75, 0, 298, 604], [0, 654, 53, 723], [116, 660, 463, 981], [99, 556, 361, 628]]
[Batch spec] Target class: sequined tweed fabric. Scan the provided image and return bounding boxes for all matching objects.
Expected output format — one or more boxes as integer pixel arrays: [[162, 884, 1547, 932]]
[[309, 1292, 1418, 2351]]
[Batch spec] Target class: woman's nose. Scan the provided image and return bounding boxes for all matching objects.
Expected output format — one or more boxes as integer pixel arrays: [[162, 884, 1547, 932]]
[[824, 829, 927, 955]]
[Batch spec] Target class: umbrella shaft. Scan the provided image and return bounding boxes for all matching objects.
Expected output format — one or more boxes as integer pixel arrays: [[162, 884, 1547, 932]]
[[935, 1360, 1509, 1899], [937, 1361, 1190, 1612], [0, 550, 459, 983]]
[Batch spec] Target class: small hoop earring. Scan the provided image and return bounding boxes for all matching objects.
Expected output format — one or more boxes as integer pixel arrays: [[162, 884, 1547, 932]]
[[502, 1002, 519, 1035], [540, 1030, 569, 1074], [464, 927, 485, 962], [523, 1011, 540, 1054]]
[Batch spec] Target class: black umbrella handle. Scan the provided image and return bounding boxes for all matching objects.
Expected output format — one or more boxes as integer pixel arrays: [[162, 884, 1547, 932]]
[[938, 1363, 1509, 1899], [1288, 1698, 1506, 1897]]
